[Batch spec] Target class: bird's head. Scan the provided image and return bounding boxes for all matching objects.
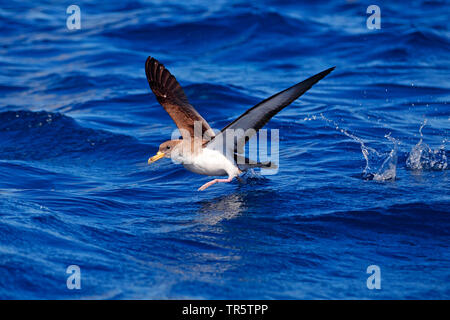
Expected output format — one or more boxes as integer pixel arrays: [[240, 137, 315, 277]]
[[148, 139, 182, 164]]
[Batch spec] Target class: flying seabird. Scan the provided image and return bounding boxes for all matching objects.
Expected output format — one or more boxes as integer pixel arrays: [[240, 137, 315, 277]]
[[146, 57, 334, 191]]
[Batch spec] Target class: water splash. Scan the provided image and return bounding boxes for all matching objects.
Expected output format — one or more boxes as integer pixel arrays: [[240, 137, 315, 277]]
[[306, 114, 399, 181], [370, 133, 399, 181], [406, 120, 448, 171]]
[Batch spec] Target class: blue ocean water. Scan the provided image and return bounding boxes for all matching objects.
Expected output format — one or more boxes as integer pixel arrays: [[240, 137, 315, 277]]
[[0, 0, 449, 299]]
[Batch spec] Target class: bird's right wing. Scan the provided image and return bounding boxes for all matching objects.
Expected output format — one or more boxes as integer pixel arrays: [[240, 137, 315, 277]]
[[206, 67, 335, 155], [145, 57, 215, 140]]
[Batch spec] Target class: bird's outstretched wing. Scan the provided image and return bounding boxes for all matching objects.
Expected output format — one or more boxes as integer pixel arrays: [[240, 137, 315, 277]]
[[145, 57, 215, 140], [207, 67, 335, 154]]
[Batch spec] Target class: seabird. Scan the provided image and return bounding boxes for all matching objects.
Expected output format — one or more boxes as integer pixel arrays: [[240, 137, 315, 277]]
[[146, 57, 334, 191]]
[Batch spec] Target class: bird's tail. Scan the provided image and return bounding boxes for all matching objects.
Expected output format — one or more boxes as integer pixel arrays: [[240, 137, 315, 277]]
[[234, 154, 278, 170]]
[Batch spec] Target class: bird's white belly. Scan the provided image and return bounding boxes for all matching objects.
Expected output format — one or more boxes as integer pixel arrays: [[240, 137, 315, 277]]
[[182, 148, 239, 177]]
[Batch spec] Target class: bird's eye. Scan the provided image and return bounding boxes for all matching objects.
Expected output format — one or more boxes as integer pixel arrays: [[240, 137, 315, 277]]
[[167, 146, 171, 150]]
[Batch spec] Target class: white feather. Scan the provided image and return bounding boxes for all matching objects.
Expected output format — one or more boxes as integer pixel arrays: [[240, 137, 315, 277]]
[[182, 148, 240, 177]]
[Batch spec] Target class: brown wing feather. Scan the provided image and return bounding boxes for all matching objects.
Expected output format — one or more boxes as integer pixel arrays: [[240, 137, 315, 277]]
[[145, 57, 214, 140]]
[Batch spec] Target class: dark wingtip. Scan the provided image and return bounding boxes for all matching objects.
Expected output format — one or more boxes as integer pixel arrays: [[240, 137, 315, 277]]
[[145, 56, 164, 82], [290, 66, 334, 94], [144, 56, 190, 105], [316, 66, 335, 79], [145, 56, 157, 67], [145, 56, 155, 74]]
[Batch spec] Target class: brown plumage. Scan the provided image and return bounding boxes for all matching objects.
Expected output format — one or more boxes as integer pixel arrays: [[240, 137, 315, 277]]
[[145, 57, 215, 140], [146, 56, 334, 191]]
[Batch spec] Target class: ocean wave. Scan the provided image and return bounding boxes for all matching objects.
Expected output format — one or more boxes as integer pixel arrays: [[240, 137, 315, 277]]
[[0, 110, 145, 161]]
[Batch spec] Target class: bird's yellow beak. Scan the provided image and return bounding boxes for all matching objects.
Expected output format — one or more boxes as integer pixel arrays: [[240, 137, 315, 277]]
[[148, 151, 165, 164]]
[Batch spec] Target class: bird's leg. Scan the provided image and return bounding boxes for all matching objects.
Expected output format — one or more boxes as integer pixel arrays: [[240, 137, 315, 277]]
[[198, 176, 234, 191]]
